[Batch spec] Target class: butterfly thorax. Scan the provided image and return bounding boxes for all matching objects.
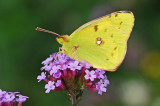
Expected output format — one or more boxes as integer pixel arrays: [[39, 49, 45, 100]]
[[57, 35, 78, 60]]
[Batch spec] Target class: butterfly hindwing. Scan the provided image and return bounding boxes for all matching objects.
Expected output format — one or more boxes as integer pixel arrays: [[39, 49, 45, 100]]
[[61, 11, 134, 71], [63, 25, 126, 71]]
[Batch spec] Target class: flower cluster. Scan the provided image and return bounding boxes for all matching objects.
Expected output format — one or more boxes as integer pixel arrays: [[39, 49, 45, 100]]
[[37, 53, 109, 95], [0, 89, 29, 106]]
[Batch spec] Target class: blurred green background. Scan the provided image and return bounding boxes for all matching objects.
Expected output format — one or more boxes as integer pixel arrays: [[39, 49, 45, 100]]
[[0, 0, 160, 106]]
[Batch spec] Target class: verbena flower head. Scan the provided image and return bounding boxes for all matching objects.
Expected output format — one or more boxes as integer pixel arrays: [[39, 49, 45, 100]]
[[0, 89, 29, 106], [38, 52, 110, 97]]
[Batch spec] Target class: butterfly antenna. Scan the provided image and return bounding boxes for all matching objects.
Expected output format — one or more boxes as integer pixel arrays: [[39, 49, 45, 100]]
[[36, 27, 61, 37]]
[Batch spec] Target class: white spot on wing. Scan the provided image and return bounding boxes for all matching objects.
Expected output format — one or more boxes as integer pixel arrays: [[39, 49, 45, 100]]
[[97, 40, 102, 45]]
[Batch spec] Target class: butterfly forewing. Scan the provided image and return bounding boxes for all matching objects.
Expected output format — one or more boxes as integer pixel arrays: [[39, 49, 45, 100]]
[[71, 11, 134, 41]]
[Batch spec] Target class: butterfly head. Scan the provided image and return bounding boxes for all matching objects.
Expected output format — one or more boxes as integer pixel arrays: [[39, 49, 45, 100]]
[[56, 35, 69, 45]]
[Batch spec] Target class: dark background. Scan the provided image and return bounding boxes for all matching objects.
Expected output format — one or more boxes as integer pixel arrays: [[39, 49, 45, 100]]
[[0, 0, 160, 106]]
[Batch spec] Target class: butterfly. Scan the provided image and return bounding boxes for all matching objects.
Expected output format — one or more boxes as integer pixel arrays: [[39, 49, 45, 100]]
[[36, 11, 134, 71]]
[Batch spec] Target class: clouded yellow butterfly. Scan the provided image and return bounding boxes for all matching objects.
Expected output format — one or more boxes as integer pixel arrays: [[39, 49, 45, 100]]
[[36, 11, 134, 71]]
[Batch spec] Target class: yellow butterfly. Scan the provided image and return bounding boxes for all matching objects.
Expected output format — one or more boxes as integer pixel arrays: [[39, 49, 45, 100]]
[[36, 11, 134, 71]]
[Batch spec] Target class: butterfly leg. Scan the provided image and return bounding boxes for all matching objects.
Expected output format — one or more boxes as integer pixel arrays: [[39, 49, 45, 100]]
[[72, 46, 80, 60], [53, 47, 63, 62], [53, 52, 59, 62], [60, 47, 65, 66], [72, 46, 86, 67], [52, 47, 66, 67]]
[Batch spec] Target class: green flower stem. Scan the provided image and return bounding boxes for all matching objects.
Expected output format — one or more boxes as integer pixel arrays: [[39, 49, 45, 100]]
[[72, 92, 77, 106]]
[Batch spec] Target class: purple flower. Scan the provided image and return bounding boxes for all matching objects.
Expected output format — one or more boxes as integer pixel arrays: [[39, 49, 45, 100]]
[[50, 65, 61, 75], [68, 61, 82, 71], [57, 53, 67, 62], [39, 52, 110, 95], [16, 94, 29, 102], [8, 92, 19, 94], [96, 82, 107, 95], [41, 62, 53, 71], [50, 53, 56, 58], [57, 53, 63, 60], [53, 71, 62, 78], [37, 72, 46, 82], [3, 93, 15, 102], [81, 60, 92, 69], [100, 76, 110, 87], [42, 56, 53, 65], [84, 70, 96, 81], [56, 80, 62, 87], [95, 69, 105, 79], [0, 89, 29, 105], [0, 89, 6, 96], [45, 81, 55, 93], [53, 53, 69, 65], [61, 64, 68, 70]]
